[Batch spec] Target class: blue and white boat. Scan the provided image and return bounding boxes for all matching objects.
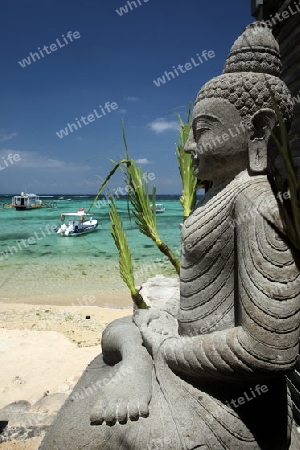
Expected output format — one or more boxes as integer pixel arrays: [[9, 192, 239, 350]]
[[56, 208, 98, 236], [151, 203, 165, 213]]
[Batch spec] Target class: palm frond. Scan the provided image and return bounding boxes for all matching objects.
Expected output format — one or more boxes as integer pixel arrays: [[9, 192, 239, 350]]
[[87, 159, 130, 214], [89, 118, 181, 307], [175, 103, 198, 220], [109, 201, 148, 309], [124, 157, 180, 274]]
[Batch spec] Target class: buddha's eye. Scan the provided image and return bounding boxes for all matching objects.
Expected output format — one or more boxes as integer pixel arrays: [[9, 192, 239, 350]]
[[193, 127, 210, 141]]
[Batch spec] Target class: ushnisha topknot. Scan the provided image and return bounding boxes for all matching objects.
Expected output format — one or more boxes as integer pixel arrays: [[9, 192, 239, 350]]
[[196, 21, 293, 125], [224, 21, 282, 77]]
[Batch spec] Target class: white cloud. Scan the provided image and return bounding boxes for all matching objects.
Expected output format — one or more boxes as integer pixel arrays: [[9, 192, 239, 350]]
[[0, 150, 90, 171], [0, 131, 17, 142], [125, 96, 140, 102], [135, 158, 150, 164], [147, 118, 180, 134]]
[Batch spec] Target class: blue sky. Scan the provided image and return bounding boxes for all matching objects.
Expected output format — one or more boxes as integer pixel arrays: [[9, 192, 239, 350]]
[[1, 0, 253, 195]]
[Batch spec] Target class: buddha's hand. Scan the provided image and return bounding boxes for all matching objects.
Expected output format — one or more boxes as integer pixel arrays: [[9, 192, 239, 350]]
[[134, 310, 178, 358]]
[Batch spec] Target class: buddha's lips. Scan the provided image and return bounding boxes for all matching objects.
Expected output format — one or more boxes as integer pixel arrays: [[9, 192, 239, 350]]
[[188, 151, 198, 161], [191, 153, 200, 169]]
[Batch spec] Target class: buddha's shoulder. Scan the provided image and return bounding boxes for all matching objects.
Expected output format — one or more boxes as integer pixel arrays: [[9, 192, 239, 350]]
[[234, 178, 285, 233], [235, 178, 275, 205]]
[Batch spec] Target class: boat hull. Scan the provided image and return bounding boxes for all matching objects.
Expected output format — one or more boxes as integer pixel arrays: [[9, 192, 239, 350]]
[[14, 205, 42, 210], [56, 221, 98, 237], [59, 225, 98, 236]]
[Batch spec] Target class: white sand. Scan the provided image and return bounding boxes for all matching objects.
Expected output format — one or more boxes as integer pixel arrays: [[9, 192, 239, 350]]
[[0, 303, 132, 408]]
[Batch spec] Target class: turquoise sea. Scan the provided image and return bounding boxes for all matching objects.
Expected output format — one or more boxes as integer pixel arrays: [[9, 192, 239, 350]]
[[0, 195, 189, 307]]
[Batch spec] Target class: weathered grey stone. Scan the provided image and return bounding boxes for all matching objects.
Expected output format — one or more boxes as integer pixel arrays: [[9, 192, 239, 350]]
[[291, 425, 300, 450], [31, 393, 69, 415], [0, 400, 31, 415], [40, 22, 300, 450], [0, 394, 68, 445], [139, 275, 180, 316]]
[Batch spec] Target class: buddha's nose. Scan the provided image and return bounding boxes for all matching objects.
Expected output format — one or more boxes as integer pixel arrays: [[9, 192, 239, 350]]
[[184, 129, 196, 154]]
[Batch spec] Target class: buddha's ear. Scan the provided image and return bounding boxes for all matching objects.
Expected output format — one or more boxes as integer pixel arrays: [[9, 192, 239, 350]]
[[248, 108, 277, 173]]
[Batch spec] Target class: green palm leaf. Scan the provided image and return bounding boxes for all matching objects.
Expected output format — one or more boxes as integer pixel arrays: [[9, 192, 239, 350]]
[[175, 103, 198, 220], [124, 150, 180, 274], [109, 201, 148, 309]]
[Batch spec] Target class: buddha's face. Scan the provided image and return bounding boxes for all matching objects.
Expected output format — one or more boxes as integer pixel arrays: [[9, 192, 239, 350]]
[[184, 97, 250, 183]]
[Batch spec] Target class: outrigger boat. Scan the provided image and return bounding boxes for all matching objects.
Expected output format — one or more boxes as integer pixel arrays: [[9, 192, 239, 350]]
[[150, 203, 165, 213], [12, 192, 43, 210], [56, 208, 98, 236]]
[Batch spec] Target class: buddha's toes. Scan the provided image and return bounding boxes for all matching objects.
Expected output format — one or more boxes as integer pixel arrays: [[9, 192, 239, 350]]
[[90, 365, 152, 426]]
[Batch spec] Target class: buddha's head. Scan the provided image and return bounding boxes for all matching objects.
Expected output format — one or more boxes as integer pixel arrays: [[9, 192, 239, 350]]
[[185, 22, 293, 183]]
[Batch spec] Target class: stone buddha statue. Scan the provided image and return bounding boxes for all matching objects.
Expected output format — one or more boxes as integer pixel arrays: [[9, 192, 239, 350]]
[[39, 22, 300, 450]]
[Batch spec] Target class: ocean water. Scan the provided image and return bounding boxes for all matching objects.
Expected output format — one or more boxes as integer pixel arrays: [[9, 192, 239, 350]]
[[0, 195, 188, 306]]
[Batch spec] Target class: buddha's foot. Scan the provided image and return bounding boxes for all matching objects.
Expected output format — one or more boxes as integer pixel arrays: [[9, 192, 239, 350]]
[[90, 362, 153, 426]]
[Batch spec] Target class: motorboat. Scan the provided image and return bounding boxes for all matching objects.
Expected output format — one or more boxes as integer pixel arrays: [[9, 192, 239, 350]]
[[151, 203, 165, 213], [57, 197, 72, 202], [12, 192, 42, 210], [56, 208, 98, 236]]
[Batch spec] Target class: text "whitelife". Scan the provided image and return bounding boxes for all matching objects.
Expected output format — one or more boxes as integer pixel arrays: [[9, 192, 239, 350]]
[[18, 31, 81, 68], [153, 50, 215, 87]]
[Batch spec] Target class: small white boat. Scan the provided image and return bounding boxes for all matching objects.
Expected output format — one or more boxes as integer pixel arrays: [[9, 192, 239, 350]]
[[56, 208, 98, 236], [12, 192, 42, 210], [151, 203, 165, 213], [57, 197, 72, 202]]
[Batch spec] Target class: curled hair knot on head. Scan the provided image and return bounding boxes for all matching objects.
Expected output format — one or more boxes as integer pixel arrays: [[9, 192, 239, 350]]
[[196, 22, 293, 128]]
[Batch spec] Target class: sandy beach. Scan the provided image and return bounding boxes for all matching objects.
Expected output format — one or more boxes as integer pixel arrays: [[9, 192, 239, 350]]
[[0, 259, 135, 308], [0, 301, 132, 405], [0, 299, 132, 449]]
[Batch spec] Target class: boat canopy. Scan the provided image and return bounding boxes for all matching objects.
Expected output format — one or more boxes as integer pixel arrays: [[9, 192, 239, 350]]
[[61, 212, 92, 217]]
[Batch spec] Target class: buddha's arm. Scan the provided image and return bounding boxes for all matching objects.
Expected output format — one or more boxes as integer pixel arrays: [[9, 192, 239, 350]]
[[161, 210, 300, 382]]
